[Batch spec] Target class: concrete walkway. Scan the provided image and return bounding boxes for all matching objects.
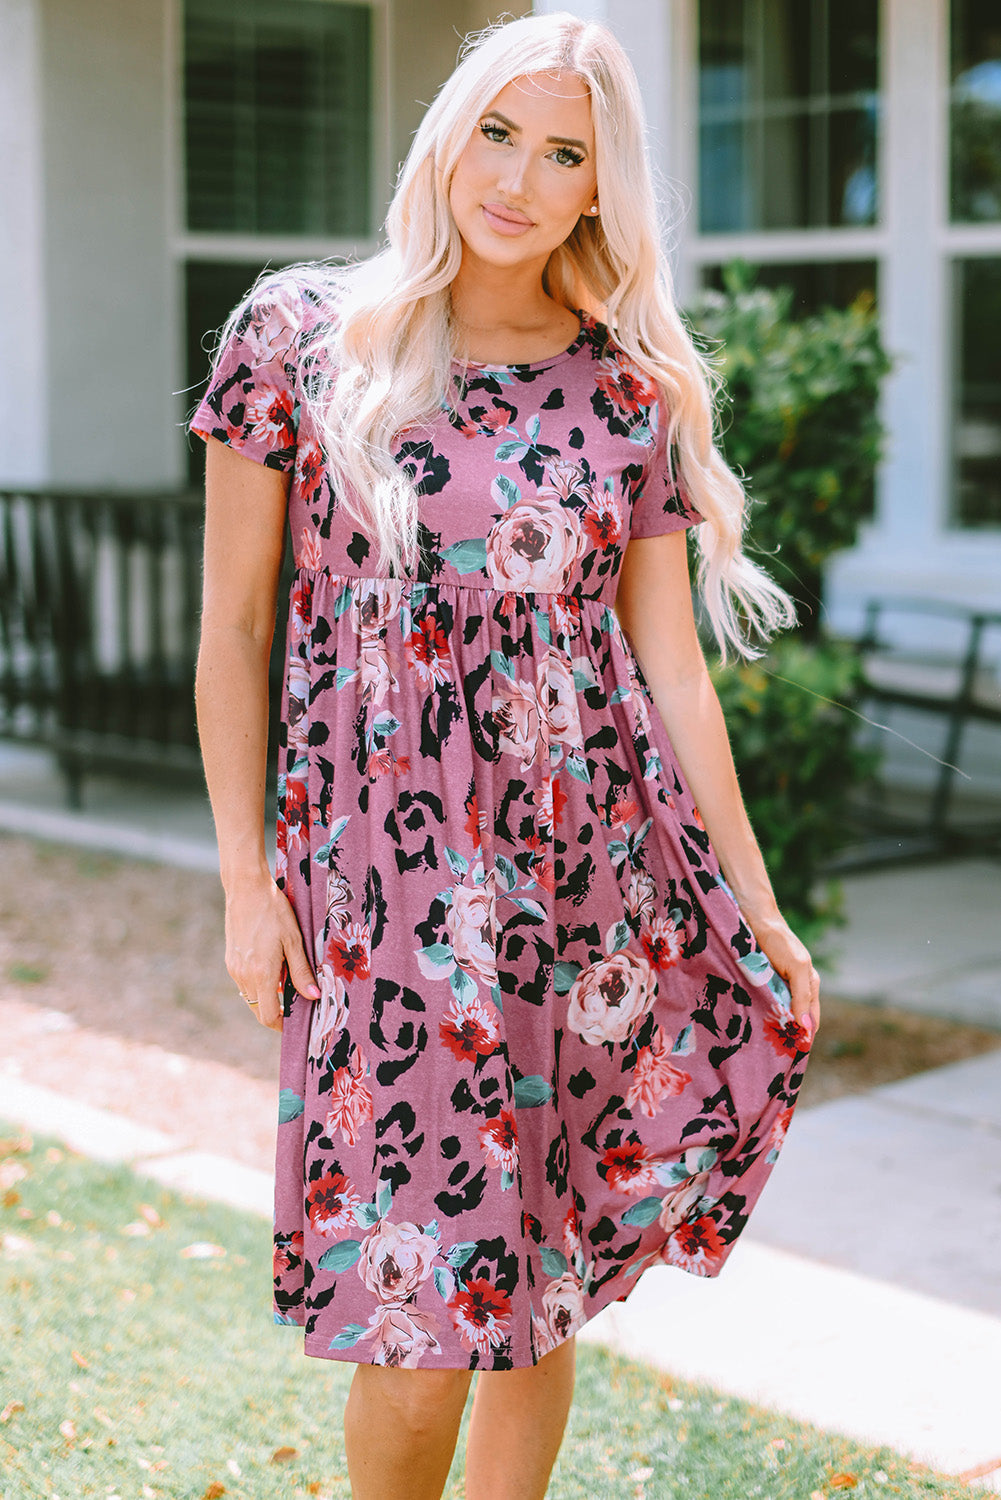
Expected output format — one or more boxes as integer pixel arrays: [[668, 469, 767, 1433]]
[[2, 743, 1000, 1488]]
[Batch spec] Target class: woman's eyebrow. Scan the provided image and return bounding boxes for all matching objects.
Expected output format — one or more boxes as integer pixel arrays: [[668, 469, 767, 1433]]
[[483, 109, 590, 153]]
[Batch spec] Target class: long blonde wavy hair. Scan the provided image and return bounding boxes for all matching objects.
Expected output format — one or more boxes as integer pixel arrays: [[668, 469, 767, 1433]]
[[287, 10, 794, 657]]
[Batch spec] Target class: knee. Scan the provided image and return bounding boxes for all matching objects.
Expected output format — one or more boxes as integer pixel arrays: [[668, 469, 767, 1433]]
[[352, 1364, 471, 1439]]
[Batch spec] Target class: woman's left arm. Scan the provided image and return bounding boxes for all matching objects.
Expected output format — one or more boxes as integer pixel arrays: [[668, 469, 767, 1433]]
[[614, 529, 820, 1037]]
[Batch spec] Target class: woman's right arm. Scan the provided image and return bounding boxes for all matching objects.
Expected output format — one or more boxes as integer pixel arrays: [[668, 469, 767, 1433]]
[[195, 436, 319, 1031]]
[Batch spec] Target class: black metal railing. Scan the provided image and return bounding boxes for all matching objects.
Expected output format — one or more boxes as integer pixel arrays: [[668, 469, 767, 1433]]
[[0, 488, 289, 807]]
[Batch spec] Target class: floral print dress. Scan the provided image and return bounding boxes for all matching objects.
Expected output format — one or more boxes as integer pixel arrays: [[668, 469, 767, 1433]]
[[189, 270, 811, 1372]]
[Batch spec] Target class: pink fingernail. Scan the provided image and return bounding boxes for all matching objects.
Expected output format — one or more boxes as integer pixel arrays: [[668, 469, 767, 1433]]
[[801, 1016, 814, 1042]]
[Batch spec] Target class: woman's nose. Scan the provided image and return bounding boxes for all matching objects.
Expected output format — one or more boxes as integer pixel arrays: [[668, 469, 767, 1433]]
[[498, 148, 532, 201]]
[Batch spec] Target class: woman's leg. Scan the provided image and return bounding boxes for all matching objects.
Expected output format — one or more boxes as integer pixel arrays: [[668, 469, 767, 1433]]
[[344, 1363, 473, 1500], [464, 1336, 577, 1500]]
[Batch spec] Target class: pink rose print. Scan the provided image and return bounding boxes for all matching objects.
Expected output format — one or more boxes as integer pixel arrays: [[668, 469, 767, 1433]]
[[353, 581, 404, 640], [551, 592, 582, 644], [662, 1213, 726, 1276], [600, 1140, 660, 1196], [485, 499, 585, 593], [325, 869, 354, 927], [479, 1110, 519, 1173], [493, 676, 542, 770], [536, 651, 583, 756], [286, 658, 310, 754], [361, 1302, 442, 1368], [641, 913, 685, 971], [308, 967, 349, 1062], [657, 1170, 713, 1236], [324, 1044, 373, 1146], [624, 869, 658, 926], [541, 1271, 586, 1344], [358, 633, 400, 707], [539, 459, 588, 501], [439, 993, 502, 1062], [566, 950, 657, 1046], [306, 1171, 361, 1236], [242, 290, 297, 366], [357, 1220, 439, 1303], [446, 868, 498, 985], [624, 1025, 692, 1118], [448, 1277, 512, 1357]]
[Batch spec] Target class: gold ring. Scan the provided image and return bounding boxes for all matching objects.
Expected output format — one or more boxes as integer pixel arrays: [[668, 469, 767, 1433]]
[[240, 992, 259, 1006]]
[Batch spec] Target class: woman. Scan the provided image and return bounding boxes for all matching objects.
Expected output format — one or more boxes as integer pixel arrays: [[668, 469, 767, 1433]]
[[190, 12, 820, 1498]]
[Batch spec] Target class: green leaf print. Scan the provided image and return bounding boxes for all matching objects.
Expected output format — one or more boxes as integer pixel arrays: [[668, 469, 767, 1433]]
[[333, 585, 352, 618], [736, 951, 772, 985], [492, 473, 521, 508], [445, 1241, 478, 1269], [352, 1201, 380, 1229], [540, 1247, 569, 1278], [376, 1178, 393, 1218], [672, 1024, 694, 1056], [490, 649, 516, 679], [441, 538, 488, 573], [328, 1323, 367, 1349], [318, 1239, 363, 1272], [504, 894, 547, 922], [621, 1196, 663, 1228], [495, 439, 529, 462], [605, 919, 631, 954], [434, 1266, 456, 1300], [513, 1075, 552, 1108], [277, 1090, 305, 1124], [444, 846, 469, 878], [564, 753, 592, 783], [554, 960, 582, 994], [449, 965, 477, 1003]]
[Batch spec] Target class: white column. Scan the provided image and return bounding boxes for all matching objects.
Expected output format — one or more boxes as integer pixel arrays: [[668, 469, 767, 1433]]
[[0, 0, 49, 484]]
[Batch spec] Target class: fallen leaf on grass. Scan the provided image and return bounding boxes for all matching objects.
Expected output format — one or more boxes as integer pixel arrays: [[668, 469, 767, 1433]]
[[0, 1133, 32, 1157], [829, 1474, 858, 1489], [181, 1242, 227, 1260], [1, 1400, 24, 1422], [2, 1189, 20, 1207], [202, 1484, 226, 1499], [271, 1446, 298, 1463], [0, 1161, 28, 1190]]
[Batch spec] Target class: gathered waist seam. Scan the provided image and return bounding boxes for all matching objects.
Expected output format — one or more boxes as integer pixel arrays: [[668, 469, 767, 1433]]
[[293, 563, 611, 605]]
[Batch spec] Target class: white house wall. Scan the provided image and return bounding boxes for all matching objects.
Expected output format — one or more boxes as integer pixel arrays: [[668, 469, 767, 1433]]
[[40, 0, 178, 489], [0, 0, 48, 485]]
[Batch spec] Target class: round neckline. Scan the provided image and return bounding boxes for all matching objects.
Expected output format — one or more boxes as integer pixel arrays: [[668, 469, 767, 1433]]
[[451, 313, 589, 374]]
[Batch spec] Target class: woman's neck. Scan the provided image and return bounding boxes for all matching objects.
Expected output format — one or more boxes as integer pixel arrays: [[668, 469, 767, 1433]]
[[449, 261, 578, 365]]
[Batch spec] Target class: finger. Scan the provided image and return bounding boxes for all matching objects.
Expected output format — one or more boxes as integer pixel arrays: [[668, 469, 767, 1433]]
[[283, 931, 320, 1000]]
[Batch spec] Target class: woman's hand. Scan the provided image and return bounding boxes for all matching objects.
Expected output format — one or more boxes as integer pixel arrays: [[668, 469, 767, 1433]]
[[738, 898, 821, 1041], [224, 872, 320, 1031]]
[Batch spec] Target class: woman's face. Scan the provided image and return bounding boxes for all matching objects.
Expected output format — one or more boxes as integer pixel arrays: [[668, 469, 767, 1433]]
[[448, 71, 598, 274]]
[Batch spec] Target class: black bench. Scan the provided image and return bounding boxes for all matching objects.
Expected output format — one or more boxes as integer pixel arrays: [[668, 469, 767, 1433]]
[[840, 596, 1001, 865]]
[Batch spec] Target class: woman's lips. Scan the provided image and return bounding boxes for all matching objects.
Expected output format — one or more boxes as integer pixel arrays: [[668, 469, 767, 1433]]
[[482, 202, 535, 236]]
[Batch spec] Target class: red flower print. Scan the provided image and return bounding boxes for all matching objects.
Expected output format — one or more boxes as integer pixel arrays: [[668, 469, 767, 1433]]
[[448, 1277, 512, 1357], [405, 609, 452, 690], [325, 1045, 374, 1147], [439, 994, 502, 1061], [306, 1171, 361, 1236], [298, 525, 323, 572], [367, 748, 410, 779], [482, 404, 515, 434], [664, 1213, 726, 1276], [582, 491, 623, 550], [290, 576, 313, 637], [625, 1026, 692, 1118], [599, 1140, 660, 1195], [327, 921, 371, 983], [641, 914, 685, 970], [535, 775, 568, 838], [464, 789, 489, 849], [562, 1205, 583, 1263], [607, 797, 639, 829], [769, 1105, 794, 1152], [245, 387, 295, 447], [273, 1229, 305, 1279], [295, 440, 324, 503], [595, 355, 659, 417], [479, 1110, 519, 1173], [283, 773, 309, 850], [764, 1007, 812, 1057]]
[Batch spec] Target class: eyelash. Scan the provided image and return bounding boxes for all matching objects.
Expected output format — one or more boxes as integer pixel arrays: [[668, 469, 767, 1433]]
[[478, 120, 585, 168]]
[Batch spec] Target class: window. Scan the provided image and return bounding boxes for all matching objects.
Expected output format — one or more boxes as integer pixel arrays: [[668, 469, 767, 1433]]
[[183, 0, 373, 238], [699, 259, 878, 317], [698, 0, 879, 233], [952, 257, 1001, 526], [950, 0, 1001, 224]]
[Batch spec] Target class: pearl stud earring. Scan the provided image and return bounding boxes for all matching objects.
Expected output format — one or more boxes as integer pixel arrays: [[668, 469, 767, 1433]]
[[588, 205, 599, 215]]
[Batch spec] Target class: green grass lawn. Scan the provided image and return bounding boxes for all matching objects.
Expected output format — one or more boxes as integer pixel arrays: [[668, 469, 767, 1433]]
[[0, 1124, 977, 1500]]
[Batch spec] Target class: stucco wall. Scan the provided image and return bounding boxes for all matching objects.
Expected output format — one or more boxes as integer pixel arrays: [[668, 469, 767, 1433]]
[[40, 0, 179, 487]]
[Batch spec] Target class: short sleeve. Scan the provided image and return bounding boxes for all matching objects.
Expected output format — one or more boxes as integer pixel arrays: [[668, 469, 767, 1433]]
[[187, 271, 304, 472], [629, 391, 704, 539]]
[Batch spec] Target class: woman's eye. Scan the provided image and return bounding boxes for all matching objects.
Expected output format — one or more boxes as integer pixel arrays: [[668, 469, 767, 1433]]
[[480, 122, 509, 144], [552, 146, 585, 168]]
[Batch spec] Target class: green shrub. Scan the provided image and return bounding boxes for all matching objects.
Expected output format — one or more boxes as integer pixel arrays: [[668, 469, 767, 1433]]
[[689, 260, 891, 637], [684, 263, 892, 942]]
